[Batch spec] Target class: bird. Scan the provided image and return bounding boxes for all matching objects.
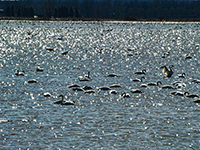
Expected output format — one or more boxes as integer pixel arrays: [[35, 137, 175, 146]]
[[161, 52, 170, 58], [68, 84, 80, 88], [160, 65, 174, 77], [191, 79, 200, 84], [84, 71, 91, 79], [71, 87, 84, 92], [184, 92, 199, 98], [120, 92, 130, 98], [109, 90, 118, 94], [61, 51, 68, 55], [27, 79, 38, 83], [84, 90, 96, 94], [78, 71, 91, 81], [43, 92, 52, 97], [106, 73, 120, 77], [109, 84, 121, 88], [140, 84, 147, 88], [132, 76, 145, 82], [172, 81, 186, 89], [97, 86, 111, 91], [161, 85, 175, 89], [82, 86, 93, 90], [185, 54, 192, 60], [170, 91, 185, 97], [178, 73, 186, 78], [53, 95, 75, 105], [36, 67, 44, 72], [134, 69, 146, 75], [193, 99, 200, 103], [147, 81, 162, 86], [15, 70, 25, 76], [130, 89, 143, 94]]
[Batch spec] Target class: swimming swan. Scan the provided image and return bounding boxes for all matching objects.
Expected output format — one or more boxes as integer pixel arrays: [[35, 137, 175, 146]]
[[132, 76, 145, 82], [120, 92, 130, 98], [147, 81, 162, 86], [130, 89, 143, 93], [184, 92, 199, 98], [160, 65, 174, 77], [78, 71, 91, 81], [178, 73, 186, 78], [134, 69, 146, 75], [15, 70, 25, 76], [53, 95, 75, 105]]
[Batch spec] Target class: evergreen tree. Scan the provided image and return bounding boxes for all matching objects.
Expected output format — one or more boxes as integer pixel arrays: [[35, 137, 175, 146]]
[[69, 6, 74, 17], [75, 8, 81, 18], [5, 6, 10, 17]]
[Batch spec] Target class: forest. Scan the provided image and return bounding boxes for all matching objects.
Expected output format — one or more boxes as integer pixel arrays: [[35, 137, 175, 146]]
[[0, 0, 200, 21]]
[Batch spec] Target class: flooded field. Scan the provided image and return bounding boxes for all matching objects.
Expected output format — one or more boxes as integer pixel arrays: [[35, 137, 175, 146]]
[[0, 21, 200, 149]]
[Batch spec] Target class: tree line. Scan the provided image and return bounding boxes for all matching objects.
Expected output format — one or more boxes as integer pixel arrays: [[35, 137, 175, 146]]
[[1, 0, 200, 20]]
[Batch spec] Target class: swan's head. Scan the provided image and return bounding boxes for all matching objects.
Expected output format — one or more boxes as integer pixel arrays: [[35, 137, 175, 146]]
[[142, 69, 146, 72], [157, 81, 162, 85], [59, 94, 64, 98], [169, 65, 174, 69]]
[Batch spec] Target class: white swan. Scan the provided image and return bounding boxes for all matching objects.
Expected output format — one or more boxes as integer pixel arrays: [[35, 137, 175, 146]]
[[160, 65, 174, 77]]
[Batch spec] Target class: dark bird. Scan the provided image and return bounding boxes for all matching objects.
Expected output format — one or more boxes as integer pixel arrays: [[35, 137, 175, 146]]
[[184, 92, 199, 98], [134, 69, 146, 75], [160, 65, 174, 77], [132, 76, 145, 82], [15, 70, 25, 76], [120, 92, 130, 98], [53, 95, 75, 105]]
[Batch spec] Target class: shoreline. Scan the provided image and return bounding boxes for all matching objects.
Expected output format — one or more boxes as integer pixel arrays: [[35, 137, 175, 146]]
[[1, 17, 200, 22]]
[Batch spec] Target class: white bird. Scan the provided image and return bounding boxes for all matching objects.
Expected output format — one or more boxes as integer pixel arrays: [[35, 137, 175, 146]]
[[53, 95, 75, 105], [160, 65, 174, 77]]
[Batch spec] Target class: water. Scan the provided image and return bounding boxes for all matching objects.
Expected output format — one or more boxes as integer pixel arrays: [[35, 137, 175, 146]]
[[0, 20, 200, 149]]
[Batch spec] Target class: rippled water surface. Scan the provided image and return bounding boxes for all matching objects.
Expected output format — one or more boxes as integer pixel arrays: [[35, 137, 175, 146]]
[[0, 21, 200, 149]]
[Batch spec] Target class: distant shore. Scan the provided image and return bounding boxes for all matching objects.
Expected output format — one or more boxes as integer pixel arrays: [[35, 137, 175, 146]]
[[1, 17, 200, 22]]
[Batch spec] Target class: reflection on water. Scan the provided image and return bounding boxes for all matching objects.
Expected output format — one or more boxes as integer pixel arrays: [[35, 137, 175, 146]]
[[0, 21, 200, 149]]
